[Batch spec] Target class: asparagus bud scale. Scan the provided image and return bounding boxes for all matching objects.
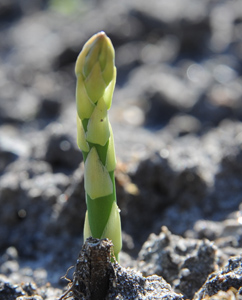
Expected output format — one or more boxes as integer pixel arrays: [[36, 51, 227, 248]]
[[75, 32, 122, 260]]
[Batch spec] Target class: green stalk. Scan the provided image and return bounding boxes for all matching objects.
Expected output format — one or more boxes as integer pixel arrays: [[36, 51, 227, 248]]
[[75, 32, 122, 260]]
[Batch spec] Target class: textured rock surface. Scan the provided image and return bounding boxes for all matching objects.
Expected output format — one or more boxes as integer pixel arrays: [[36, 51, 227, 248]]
[[194, 256, 242, 300], [137, 227, 219, 299]]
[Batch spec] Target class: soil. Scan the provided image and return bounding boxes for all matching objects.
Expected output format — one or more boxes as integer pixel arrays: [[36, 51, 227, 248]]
[[1, 0, 242, 299]]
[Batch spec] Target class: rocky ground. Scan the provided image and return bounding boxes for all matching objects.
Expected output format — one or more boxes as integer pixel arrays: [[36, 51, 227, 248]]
[[1, 0, 242, 299]]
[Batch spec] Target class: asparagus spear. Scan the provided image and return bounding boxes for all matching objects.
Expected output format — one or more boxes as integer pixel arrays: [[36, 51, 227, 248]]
[[75, 32, 122, 260]]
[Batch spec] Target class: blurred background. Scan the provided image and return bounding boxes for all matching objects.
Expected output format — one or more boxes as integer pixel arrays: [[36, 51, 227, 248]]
[[1, 0, 242, 137], [1, 0, 242, 289]]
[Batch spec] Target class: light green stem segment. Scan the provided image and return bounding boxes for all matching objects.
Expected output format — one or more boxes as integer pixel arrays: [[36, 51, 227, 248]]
[[75, 32, 122, 260]]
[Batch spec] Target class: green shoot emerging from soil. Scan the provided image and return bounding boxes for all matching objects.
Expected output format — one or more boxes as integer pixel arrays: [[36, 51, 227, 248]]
[[75, 31, 122, 261]]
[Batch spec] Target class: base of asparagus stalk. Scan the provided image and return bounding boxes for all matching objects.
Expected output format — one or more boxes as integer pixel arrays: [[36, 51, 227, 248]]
[[59, 237, 115, 300], [59, 237, 183, 300]]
